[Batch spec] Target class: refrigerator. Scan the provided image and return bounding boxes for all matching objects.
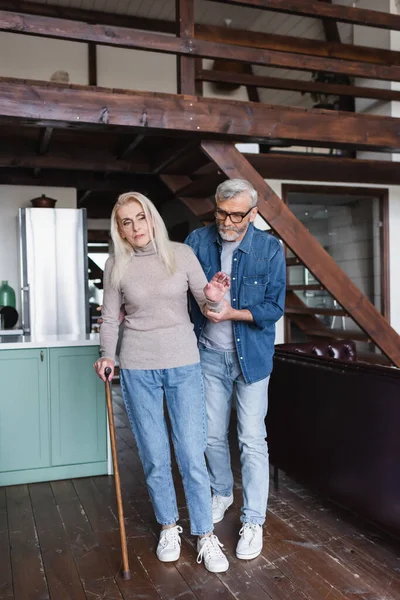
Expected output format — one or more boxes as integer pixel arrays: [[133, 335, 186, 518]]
[[19, 208, 89, 336]]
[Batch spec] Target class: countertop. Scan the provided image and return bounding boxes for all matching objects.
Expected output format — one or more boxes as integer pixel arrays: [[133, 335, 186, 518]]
[[0, 333, 100, 350]]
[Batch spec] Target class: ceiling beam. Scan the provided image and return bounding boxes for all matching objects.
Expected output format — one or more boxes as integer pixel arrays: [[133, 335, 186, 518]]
[[0, 168, 155, 191], [207, 0, 400, 31], [0, 140, 150, 173], [194, 24, 400, 67], [0, 0, 175, 33], [3, 78, 400, 152], [197, 69, 400, 103], [37, 126, 53, 155], [244, 152, 400, 185], [117, 135, 146, 160], [2, 10, 400, 82]]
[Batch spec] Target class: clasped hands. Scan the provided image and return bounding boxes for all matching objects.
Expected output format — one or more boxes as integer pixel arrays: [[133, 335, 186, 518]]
[[203, 272, 235, 323]]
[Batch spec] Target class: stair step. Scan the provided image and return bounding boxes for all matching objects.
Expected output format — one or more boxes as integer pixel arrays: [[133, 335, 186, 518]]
[[286, 306, 347, 317], [287, 284, 325, 291], [305, 328, 370, 342], [286, 257, 302, 266]]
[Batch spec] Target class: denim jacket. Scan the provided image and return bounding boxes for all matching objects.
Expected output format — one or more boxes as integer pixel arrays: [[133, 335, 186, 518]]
[[185, 223, 286, 384]]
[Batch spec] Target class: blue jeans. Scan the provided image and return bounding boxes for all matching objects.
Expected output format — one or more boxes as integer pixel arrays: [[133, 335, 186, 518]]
[[120, 363, 213, 535], [199, 344, 270, 525]]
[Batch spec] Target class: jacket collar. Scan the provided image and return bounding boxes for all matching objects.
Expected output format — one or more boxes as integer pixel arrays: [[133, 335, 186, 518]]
[[212, 222, 255, 254]]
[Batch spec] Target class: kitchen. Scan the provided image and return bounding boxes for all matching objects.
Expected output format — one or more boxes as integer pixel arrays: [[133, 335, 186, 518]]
[[0, 186, 110, 486]]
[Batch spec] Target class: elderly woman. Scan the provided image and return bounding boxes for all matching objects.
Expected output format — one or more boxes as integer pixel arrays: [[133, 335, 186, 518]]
[[94, 192, 229, 573]]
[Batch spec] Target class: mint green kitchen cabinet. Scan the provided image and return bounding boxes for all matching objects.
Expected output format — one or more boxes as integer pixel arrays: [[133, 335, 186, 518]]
[[0, 344, 108, 486], [0, 348, 50, 474], [50, 346, 107, 467]]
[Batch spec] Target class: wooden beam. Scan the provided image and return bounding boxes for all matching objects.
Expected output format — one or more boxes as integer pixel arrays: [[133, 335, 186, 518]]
[[0, 1, 175, 34], [0, 140, 149, 173], [88, 42, 97, 86], [152, 140, 198, 174], [197, 69, 400, 103], [4, 78, 400, 152], [2, 11, 400, 83], [194, 24, 400, 67], [242, 64, 260, 103], [176, 0, 195, 95], [207, 0, 400, 31], [37, 127, 53, 155], [4, 2, 400, 68], [161, 175, 216, 216], [244, 153, 400, 185], [200, 140, 400, 366], [117, 135, 145, 160], [0, 168, 155, 191]]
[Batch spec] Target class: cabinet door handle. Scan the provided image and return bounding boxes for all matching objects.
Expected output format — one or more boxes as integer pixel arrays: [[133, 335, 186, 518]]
[[40, 351, 44, 362]]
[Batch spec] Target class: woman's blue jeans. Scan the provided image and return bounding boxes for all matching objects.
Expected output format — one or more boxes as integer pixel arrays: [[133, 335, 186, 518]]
[[120, 363, 213, 535]]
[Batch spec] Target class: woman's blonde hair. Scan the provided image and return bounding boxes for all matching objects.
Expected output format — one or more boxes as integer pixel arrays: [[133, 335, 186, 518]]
[[110, 192, 176, 288]]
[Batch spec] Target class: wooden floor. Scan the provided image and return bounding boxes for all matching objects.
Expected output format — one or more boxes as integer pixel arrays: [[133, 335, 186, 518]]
[[2, 386, 400, 600]]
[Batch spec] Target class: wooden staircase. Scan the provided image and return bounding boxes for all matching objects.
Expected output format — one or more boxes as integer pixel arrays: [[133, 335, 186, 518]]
[[160, 140, 400, 367]]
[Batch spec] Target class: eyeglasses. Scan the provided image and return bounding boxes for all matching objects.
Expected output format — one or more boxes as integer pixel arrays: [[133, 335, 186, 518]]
[[214, 207, 253, 224]]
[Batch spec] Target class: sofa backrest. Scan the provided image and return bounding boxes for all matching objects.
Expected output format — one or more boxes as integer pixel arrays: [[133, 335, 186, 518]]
[[276, 337, 357, 361]]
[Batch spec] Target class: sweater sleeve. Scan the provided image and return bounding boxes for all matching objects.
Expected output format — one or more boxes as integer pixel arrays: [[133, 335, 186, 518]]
[[99, 257, 123, 361], [183, 245, 221, 312]]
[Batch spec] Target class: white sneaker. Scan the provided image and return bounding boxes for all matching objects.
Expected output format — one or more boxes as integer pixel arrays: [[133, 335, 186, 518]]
[[196, 534, 229, 573], [156, 525, 183, 562], [236, 523, 263, 560], [212, 493, 234, 524]]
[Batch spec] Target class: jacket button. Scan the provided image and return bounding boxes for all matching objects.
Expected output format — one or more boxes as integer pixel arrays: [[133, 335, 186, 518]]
[[240, 356, 243, 360], [237, 338, 240, 342]]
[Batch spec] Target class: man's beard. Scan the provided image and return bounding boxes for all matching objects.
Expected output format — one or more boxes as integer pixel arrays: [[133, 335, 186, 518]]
[[217, 222, 248, 241]]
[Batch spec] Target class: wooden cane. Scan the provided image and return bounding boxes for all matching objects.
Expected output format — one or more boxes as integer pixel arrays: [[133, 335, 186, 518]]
[[104, 367, 131, 580]]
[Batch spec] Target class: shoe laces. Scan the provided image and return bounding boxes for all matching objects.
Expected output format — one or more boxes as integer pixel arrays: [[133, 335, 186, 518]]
[[239, 523, 261, 546], [159, 525, 183, 549], [196, 534, 225, 564]]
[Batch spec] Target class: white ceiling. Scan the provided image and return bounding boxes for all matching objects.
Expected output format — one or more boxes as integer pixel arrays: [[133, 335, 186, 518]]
[[25, 0, 355, 107]]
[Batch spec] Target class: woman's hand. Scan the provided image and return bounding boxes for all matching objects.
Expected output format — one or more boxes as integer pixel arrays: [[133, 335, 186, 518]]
[[204, 271, 230, 303], [94, 358, 115, 382]]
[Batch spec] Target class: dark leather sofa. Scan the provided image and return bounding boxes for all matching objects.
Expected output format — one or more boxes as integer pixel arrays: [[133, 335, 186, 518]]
[[268, 338, 400, 537]]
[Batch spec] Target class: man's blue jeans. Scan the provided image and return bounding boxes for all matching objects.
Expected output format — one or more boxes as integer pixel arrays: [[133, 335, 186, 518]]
[[120, 363, 213, 535], [199, 344, 270, 525]]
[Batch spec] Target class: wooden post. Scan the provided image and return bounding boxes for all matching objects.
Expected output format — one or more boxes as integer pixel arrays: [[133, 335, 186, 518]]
[[176, 0, 196, 95]]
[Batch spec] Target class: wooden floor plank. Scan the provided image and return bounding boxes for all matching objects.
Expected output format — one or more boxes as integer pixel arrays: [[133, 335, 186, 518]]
[[51, 480, 124, 600], [0, 488, 13, 600], [6, 485, 49, 600], [29, 483, 86, 600], [3, 386, 400, 600], [269, 476, 400, 598]]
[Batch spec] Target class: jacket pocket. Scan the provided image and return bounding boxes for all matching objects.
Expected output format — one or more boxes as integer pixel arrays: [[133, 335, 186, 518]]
[[242, 274, 269, 306]]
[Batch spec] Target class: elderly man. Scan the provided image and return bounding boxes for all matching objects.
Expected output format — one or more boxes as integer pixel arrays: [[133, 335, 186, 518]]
[[185, 179, 286, 560]]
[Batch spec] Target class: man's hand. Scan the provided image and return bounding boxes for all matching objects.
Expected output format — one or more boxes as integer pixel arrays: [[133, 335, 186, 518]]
[[204, 272, 230, 303], [203, 299, 235, 322]]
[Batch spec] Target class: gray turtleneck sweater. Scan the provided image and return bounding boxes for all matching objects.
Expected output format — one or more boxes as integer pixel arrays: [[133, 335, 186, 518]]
[[100, 241, 215, 370]]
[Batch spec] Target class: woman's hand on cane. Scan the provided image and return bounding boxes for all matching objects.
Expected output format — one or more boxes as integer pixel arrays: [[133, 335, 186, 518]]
[[94, 357, 115, 382]]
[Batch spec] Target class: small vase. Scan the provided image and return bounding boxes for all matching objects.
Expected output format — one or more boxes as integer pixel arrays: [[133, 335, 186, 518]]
[[0, 280, 16, 308]]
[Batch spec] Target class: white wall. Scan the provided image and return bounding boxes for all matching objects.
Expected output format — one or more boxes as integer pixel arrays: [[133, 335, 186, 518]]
[[0, 187, 77, 318], [0, 32, 88, 83]]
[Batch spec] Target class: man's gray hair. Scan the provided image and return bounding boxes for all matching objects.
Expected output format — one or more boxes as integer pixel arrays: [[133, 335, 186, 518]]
[[215, 179, 258, 208]]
